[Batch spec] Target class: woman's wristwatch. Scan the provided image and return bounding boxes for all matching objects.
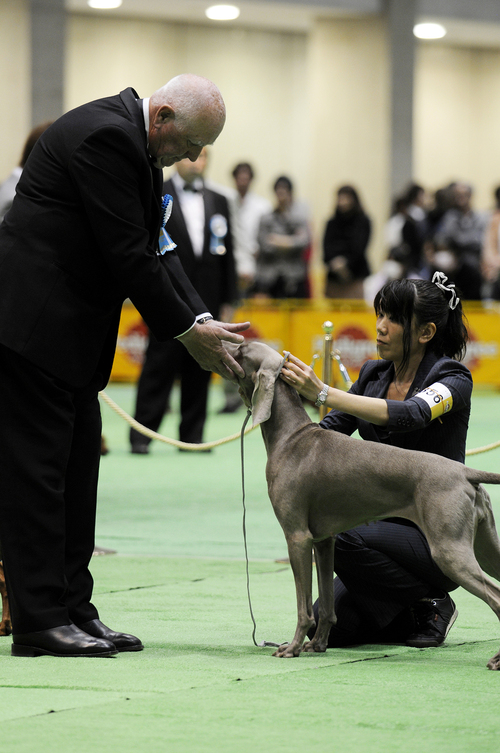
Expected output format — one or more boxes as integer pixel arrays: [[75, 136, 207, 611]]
[[315, 384, 329, 407]]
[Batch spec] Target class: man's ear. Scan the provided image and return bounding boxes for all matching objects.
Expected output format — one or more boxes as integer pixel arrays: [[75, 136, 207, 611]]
[[419, 322, 437, 344], [152, 104, 175, 127]]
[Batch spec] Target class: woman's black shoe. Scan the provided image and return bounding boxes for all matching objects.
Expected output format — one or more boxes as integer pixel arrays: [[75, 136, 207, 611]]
[[406, 593, 458, 648]]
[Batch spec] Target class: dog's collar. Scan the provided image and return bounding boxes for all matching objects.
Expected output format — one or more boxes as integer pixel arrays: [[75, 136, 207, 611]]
[[277, 351, 290, 379]]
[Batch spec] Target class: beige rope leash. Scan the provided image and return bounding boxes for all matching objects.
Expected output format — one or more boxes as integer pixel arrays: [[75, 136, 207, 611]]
[[98, 389, 256, 451], [465, 440, 500, 457]]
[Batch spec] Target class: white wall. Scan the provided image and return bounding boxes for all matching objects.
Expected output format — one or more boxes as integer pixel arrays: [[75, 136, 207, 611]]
[[414, 42, 500, 212]]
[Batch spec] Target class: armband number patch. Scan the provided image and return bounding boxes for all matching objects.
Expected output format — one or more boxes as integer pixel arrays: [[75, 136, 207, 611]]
[[415, 382, 453, 420]]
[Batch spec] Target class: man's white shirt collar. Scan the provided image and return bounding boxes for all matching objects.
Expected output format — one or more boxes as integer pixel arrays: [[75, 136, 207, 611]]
[[142, 98, 150, 147]]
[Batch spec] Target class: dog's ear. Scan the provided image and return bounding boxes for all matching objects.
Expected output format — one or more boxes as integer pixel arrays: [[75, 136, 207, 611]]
[[223, 341, 241, 369], [251, 368, 277, 426], [249, 344, 284, 426]]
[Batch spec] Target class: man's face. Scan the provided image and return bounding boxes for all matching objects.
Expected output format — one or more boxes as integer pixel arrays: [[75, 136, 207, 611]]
[[176, 149, 208, 182], [148, 106, 221, 169], [235, 168, 252, 194]]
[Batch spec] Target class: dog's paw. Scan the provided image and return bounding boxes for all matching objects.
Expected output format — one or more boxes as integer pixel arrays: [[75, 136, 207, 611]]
[[0, 619, 12, 637], [301, 640, 327, 654], [487, 651, 500, 670]]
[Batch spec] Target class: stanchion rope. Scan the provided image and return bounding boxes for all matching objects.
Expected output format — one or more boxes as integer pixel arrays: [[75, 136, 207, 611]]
[[98, 389, 256, 450], [99, 389, 500, 456]]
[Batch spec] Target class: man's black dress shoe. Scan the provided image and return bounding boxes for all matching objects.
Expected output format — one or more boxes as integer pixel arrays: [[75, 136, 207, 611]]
[[77, 619, 144, 652], [131, 443, 149, 455], [12, 624, 118, 657]]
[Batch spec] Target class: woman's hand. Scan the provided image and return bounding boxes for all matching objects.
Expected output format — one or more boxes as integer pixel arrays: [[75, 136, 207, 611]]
[[281, 352, 389, 425], [280, 353, 324, 402]]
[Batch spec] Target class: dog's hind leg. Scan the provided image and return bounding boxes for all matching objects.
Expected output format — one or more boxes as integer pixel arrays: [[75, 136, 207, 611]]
[[429, 533, 500, 671], [273, 530, 314, 657], [302, 537, 336, 654], [472, 485, 500, 583]]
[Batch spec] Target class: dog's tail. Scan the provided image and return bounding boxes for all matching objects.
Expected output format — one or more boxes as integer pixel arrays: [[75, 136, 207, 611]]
[[466, 467, 500, 486]]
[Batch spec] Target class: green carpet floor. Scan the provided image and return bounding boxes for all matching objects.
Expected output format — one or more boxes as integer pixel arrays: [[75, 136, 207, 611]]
[[1, 382, 500, 753]]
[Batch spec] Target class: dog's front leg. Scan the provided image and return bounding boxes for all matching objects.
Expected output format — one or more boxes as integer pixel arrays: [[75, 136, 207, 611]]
[[274, 532, 314, 657], [303, 537, 336, 653]]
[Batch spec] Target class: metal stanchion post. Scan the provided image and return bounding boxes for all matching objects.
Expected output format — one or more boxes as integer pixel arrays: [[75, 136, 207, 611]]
[[320, 321, 334, 420], [310, 320, 352, 417]]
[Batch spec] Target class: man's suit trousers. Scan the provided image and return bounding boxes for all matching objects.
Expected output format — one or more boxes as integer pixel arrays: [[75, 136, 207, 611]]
[[0, 345, 101, 633], [130, 337, 211, 447]]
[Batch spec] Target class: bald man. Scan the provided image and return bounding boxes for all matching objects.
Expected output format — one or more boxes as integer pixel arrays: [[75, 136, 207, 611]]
[[0, 74, 249, 657]]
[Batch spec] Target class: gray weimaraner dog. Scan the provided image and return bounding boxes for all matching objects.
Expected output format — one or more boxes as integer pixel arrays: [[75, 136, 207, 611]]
[[230, 340, 500, 669]]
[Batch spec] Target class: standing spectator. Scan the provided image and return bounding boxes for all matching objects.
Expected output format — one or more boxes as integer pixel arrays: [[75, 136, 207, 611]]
[[405, 183, 428, 230], [253, 176, 311, 299], [0, 122, 52, 223], [323, 185, 371, 299], [230, 162, 272, 294], [130, 148, 238, 453], [432, 182, 487, 300], [384, 184, 428, 279], [217, 162, 272, 414], [402, 183, 428, 273], [384, 196, 408, 255], [425, 183, 456, 241], [481, 185, 500, 301]]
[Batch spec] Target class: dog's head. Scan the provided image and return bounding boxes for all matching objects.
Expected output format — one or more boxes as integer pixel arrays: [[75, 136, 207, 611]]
[[225, 341, 285, 427]]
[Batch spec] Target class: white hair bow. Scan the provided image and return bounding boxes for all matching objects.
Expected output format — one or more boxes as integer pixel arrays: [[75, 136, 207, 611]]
[[432, 271, 460, 310]]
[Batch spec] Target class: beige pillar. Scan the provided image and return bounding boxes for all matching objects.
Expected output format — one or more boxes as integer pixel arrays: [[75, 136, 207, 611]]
[[30, 0, 66, 125], [384, 0, 417, 198]]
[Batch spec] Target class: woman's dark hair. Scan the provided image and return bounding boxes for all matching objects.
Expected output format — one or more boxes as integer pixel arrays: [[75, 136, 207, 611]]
[[274, 175, 293, 193], [404, 183, 425, 205], [337, 184, 363, 213], [373, 278, 469, 375], [19, 121, 52, 168], [494, 185, 500, 210]]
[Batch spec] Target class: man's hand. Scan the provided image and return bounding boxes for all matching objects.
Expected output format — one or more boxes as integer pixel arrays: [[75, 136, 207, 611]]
[[177, 320, 250, 380]]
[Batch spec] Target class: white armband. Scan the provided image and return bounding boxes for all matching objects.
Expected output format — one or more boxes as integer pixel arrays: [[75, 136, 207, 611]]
[[415, 382, 453, 420]]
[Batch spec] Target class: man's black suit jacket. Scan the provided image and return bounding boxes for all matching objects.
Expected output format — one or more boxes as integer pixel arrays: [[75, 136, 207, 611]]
[[0, 88, 207, 388], [163, 177, 237, 319]]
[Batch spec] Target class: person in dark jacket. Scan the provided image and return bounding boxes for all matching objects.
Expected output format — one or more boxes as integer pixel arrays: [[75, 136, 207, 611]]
[[281, 273, 471, 649], [323, 185, 371, 299], [130, 148, 238, 451], [0, 74, 249, 658]]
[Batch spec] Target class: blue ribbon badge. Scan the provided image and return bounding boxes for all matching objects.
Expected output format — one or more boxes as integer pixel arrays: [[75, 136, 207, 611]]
[[158, 194, 177, 255], [209, 214, 228, 256]]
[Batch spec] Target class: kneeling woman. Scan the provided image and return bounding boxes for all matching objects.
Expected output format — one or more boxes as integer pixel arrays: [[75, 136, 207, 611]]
[[281, 273, 471, 647]]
